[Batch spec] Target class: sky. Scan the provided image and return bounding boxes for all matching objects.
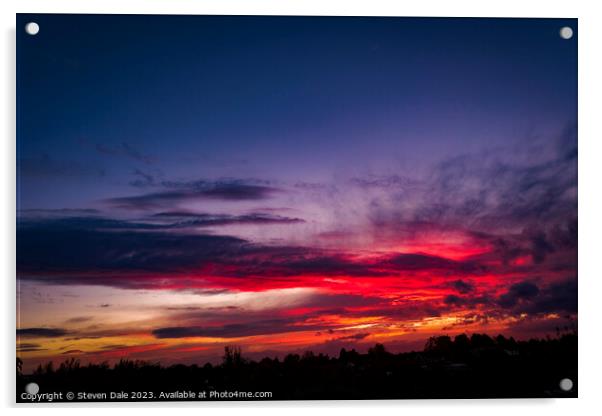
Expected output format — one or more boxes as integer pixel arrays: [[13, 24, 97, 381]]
[[16, 14, 577, 372]]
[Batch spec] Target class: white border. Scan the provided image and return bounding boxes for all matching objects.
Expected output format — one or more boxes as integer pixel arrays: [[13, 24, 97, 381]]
[[2, 1, 601, 415]]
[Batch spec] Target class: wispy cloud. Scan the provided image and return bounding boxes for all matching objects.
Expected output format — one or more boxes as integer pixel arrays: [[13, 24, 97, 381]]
[[94, 142, 155, 165], [106, 179, 282, 209], [17, 328, 69, 338]]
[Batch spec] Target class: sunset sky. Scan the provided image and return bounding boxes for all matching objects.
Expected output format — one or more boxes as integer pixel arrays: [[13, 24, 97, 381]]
[[17, 15, 577, 372]]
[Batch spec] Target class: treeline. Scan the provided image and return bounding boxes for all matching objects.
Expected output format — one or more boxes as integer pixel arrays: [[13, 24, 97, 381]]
[[17, 332, 577, 401]]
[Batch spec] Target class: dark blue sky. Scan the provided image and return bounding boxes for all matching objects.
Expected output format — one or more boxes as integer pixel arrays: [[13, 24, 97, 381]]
[[17, 15, 576, 210]]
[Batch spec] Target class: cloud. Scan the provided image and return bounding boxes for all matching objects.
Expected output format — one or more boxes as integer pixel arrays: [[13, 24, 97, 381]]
[[99, 344, 129, 350], [302, 293, 382, 309], [129, 168, 159, 187], [521, 278, 577, 314], [17, 328, 69, 338], [384, 253, 484, 274], [442, 277, 577, 318], [17, 343, 46, 352], [18, 211, 305, 237], [18, 213, 491, 289], [17, 218, 248, 284], [19, 211, 305, 240], [335, 332, 370, 341], [528, 231, 556, 264], [256, 255, 383, 278], [94, 142, 155, 164], [443, 294, 492, 308], [106, 179, 282, 209], [152, 318, 334, 339], [497, 281, 540, 308], [64, 316, 94, 324], [350, 175, 420, 189], [449, 279, 475, 294], [162, 291, 384, 327], [151, 212, 305, 227], [61, 349, 84, 355], [422, 125, 576, 229], [356, 123, 577, 262]]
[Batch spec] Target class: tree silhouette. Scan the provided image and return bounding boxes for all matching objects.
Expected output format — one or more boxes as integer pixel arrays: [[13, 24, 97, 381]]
[[425, 335, 453, 356], [17, 332, 577, 401], [222, 345, 244, 368]]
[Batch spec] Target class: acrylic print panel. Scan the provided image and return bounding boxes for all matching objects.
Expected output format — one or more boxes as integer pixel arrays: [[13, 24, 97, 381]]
[[16, 14, 577, 402]]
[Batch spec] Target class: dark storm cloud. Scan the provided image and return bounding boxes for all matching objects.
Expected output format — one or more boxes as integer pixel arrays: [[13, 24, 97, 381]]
[[478, 233, 529, 265], [18, 212, 304, 233], [443, 294, 492, 308], [444, 277, 576, 317], [468, 218, 577, 268], [201, 184, 278, 200], [449, 279, 475, 294], [497, 281, 540, 308], [151, 212, 305, 227], [16, 214, 329, 288], [17, 225, 248, 281], [211, 251, 485, 280], [233, 251, 485, 279], [152, 318, 334, 339], [384, 253, 485, 274], [18, 214, 489, 288], [528, 232, 556, 264], [255, 255, 383, 278], [106, 179, 282, 209], [17, 328, 69, 338], [521, 278, 577, 314], [63, 326, 149, 341]]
